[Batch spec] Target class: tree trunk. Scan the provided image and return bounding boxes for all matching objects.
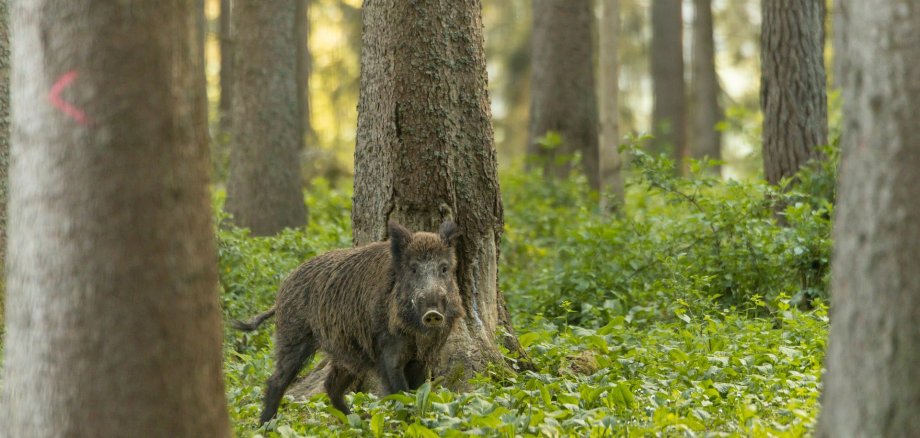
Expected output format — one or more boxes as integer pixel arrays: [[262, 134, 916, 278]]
[[528, 0, 600, 190], [760, 0, 827, 185], [599, 0, 624, 211], [296, 0, 312, 145], [650, 0, 687, 168], [0, 0, 9, 309], [690, 0, 722, 173], [816, 1, 920, 436], [196, 0, 208, 143], [1, 1, 230, 436], [225, 0, 307, 235], [219, 0, 233, 132], [290, 0, 527, 399]]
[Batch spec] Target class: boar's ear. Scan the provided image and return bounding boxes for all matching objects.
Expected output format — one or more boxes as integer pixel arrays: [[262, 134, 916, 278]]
[[439, 221, 460, 247], [388, 220, 412, 261]]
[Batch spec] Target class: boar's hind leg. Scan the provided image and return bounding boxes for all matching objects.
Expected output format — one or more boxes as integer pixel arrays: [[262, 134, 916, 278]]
[[405, 360, 427, 390], [324, 364, 355, 414], [259, 332, 317, 424]]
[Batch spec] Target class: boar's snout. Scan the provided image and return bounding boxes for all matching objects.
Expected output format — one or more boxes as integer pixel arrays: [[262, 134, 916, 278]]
[[422, 310, 445, 327], [413, 286, 451, 329]]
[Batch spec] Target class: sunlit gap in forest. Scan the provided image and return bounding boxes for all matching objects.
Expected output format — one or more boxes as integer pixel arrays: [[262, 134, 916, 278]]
[[202, 0, 765, 182]]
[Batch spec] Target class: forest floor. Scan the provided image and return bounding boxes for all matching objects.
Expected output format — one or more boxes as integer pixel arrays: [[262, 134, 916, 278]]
[[221, 151, 833, 437]]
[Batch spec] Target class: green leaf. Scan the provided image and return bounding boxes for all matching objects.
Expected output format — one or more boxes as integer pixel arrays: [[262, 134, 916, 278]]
[[381, 393, 415, 405], [406, 423, 440, 438], [416, 382, 432, 416], [370, 413, 385, 438], [518, 331, 542, 348], [668, 348, 690, 362]]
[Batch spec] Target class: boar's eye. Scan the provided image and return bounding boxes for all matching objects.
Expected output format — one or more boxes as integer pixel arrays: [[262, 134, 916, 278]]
[[410, 263, 419, 274], [440, 264, 448, 274]]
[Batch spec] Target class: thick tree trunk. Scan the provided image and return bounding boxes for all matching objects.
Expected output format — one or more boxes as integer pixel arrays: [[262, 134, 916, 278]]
[[354, 0, 524, 379], [219, 0, 233, 132], [599, 0, 623, 211], [290, 0, 526, 399], [650, 0, 687, 167], [690, 0, 722, 173], [817, 1, 920, 436], [760, 0, 827, 185], [225, 0, 307, 235], [296, 0, 312, 145], [1, 1, 230, 436], [528, 0, 600, 190]]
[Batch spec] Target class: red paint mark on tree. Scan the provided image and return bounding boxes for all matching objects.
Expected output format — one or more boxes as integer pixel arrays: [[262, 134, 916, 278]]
[[49, 71, 90, 125]]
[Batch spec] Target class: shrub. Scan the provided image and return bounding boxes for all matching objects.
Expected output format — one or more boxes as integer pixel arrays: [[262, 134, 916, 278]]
[[502, 143, 834, 326]]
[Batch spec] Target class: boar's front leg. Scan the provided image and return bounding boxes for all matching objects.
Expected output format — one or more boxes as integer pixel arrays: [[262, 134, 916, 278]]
[[404, 359, 427, 390], [378, 338, 410, 394]]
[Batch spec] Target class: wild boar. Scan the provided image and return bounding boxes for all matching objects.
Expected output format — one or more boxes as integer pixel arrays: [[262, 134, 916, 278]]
[[233, 220, 464, 423]]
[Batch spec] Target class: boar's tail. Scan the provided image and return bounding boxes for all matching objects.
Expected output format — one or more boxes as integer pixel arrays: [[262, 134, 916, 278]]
[[231, 307, 276, 331]]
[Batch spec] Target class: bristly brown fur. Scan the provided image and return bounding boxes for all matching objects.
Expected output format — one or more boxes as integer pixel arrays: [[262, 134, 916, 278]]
[[235, 221, 464, 423]]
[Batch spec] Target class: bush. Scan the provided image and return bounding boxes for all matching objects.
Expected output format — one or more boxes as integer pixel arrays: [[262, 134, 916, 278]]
[[502, 143, 834, 326]]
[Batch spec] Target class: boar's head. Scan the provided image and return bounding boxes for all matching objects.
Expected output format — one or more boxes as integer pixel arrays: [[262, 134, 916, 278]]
[[389, 220, 464, 334]]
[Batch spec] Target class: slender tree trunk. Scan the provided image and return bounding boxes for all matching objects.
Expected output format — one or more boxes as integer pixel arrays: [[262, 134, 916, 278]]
[[599, 0, 623, 211], [690, 0, 722, 173], [219, 0, 233, 132], [296, 0, 312, 145], [196, 0, 208, 139], [0, 0, 9, 309], [528, 0, 600, 190], [817, 1, 920, 436], [760, 0, 827, 185], [290, 0, 527, 399], [650, 0, 687, 168], [1, 1, 230, 436], [225, 0, 307, 235]]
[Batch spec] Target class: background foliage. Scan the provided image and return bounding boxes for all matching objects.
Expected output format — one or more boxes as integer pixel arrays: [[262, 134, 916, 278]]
[[218, 145, 834, 436]]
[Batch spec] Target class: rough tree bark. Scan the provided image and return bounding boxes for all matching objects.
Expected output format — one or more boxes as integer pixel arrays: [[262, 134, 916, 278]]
[[760, 0, 827, 185], [528, 0, 600, 190], [290, 0, 527, 399], [219, 0, 233, 132], [225, 0, 307, 235], [1, 1, 230, 436], [690, 0, 722, 173], [599, 0, 623, 211], [650, 0, 687, 167], [817, 1, 920, 436]]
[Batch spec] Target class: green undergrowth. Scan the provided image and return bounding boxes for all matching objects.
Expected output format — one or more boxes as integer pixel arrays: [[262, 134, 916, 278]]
[[219, 148, 834, 437]]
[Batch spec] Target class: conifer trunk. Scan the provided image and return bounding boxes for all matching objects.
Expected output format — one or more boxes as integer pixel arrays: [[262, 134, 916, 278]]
[[225, 0, 307, 235], [817, 1, 920, 435], [650, 0, 687, 166], [528, 0, 599, 189], [219, 0, 233, 132], [291, 0, 526, 399], [0, 0, 9, 311], [2, 1, 230, 435], [599, 0, 623, 210], [690, 0, 722, 173], [760, 0, 827, 185]]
